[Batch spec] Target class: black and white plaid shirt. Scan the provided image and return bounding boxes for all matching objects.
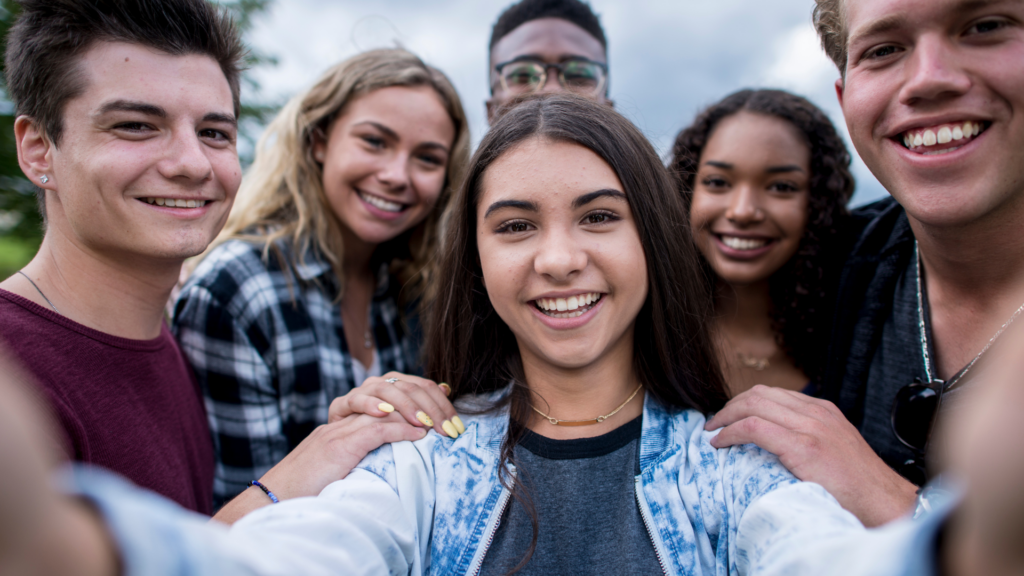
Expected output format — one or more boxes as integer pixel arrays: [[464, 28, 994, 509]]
[[173, 239, 422, 509]]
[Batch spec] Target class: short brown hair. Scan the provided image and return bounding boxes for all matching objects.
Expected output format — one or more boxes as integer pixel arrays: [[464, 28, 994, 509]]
[[4, 0, 245, 148], [813, 0, 848, 74]]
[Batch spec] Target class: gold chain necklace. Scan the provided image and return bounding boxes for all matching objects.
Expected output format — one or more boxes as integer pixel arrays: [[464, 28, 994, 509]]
[[530, 384, 643, 427], [737, 352, 770, 371]]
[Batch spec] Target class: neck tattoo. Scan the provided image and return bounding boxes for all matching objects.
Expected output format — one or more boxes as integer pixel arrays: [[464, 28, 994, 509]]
[[531, 383, 643, 427]]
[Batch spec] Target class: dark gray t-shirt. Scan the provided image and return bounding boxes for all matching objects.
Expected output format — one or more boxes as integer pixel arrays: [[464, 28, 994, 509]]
[[478, 416, 664, 575]]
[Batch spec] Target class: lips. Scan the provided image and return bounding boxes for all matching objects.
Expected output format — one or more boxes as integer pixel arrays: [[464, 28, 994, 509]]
[[358, 190, 407, 213]]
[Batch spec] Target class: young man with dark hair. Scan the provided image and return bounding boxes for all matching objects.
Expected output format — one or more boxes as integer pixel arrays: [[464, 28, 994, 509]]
[[486, 0, 610, 122], [0, 0, 246, 514], [707, 0, 1024, 528]]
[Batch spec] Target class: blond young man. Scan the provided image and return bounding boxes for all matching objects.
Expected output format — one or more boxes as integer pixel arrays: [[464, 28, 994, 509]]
[[708, 0, 1024, 527]]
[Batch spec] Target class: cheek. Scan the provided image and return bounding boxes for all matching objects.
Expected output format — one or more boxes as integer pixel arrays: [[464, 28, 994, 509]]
[[688, 192, 724, 233], [412, 170, 447, 208]]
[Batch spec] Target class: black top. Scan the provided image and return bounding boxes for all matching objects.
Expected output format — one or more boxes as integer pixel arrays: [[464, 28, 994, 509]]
[[822, 197, 936, 483], [478, 416, 664, 575]]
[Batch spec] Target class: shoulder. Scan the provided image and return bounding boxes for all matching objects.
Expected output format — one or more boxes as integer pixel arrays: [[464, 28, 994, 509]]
[[180, 240, 277, 303], [666, 408, 798, 497], [847, 197, 913, 260], [175, 239, 303, 327]]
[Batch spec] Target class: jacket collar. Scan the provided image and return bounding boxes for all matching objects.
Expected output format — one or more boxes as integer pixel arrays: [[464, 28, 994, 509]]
[[457, 386, 677, 470]]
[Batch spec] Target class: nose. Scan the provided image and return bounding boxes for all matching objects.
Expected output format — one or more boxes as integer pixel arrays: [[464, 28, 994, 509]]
[[538, 66, 563, 94], [160, 129, 213, 183], [725, 185, 764, 225], [533, 227, 587, 281], [899, 34, 971, 105], [376, 152, 411, 192]]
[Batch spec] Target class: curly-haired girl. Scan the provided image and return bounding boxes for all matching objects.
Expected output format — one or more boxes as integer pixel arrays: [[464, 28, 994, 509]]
[[669, 89, 855, 396]]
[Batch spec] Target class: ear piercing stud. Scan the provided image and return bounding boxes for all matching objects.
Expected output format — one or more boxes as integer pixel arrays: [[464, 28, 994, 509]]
[[40, 175, 49, 184]]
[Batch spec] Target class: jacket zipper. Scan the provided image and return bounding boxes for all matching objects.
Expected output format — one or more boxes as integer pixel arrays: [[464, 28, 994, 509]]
[[467, 468, 516, 576], [635, 477, 670, 576]]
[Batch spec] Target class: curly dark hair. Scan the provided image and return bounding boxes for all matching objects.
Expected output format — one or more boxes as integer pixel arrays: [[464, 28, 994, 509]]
[[668, 89, 854, 384]]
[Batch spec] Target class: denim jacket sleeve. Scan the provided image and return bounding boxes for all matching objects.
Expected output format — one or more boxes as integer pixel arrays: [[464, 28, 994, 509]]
[[231, 439, 436, 576], [703, 436, 866, 575]]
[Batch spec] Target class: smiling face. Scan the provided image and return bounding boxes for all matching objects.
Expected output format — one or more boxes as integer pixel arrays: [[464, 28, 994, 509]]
[[476, 137, 647, 372], [43, 41, 240, 261], [487, 17, 608, 122], [689, 112, 811, 286], [314, 85, 455, 251], [838, 0, 1024, 228]]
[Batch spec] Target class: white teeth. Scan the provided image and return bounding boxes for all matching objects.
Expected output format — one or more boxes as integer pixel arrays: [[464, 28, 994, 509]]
[[535, 293, 602, 316], [721, 236, 769, 251], [359, 191, 404, 213], [903, 121, 984, 151], [142, 198, 206, 208]]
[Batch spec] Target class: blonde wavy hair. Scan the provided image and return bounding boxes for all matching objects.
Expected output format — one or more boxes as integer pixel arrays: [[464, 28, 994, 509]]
[[813, 0, 848, 75], [209, 48, 470, 303]]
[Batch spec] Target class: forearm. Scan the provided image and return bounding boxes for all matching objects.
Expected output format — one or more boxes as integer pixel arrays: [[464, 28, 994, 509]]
[[212, 484, 274, 526]]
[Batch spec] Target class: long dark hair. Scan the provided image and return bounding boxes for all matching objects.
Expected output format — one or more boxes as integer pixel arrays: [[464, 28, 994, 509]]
[[669, 89, 854, 383], [424, 94, 728, 571]]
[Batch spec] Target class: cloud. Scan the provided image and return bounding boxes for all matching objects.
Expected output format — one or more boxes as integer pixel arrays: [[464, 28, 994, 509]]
[[245, 0, 888, 206]]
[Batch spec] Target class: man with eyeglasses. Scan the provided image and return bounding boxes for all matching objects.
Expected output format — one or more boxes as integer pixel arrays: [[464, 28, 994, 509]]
[[486, 0, 610, 123], [707, 0, 1024, 531]]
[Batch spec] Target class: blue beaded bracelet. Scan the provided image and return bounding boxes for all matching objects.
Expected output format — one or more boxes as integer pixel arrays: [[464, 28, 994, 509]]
[[249, 480, 279, 504]]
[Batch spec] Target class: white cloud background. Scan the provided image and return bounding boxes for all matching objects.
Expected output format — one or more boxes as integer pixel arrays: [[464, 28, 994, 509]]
[[246, 0, 888, 205]]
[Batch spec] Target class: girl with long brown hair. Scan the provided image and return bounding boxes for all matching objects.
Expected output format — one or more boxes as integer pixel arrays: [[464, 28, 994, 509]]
[[229, 94, 865, 575]]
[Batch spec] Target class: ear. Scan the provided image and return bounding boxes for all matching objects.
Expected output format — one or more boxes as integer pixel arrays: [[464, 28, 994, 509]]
[[15, 116, 55, 191], [312, 138, 326, 163], [834, 77, 846, 110]]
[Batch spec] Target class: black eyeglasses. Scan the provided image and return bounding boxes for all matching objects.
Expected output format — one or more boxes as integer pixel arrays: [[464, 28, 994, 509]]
[[493, 57, 608, 97], [890, 378, 943, 486]]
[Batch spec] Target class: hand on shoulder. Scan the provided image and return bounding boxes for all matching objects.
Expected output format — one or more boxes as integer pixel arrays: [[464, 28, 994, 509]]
[[705, 384, 917, 527]]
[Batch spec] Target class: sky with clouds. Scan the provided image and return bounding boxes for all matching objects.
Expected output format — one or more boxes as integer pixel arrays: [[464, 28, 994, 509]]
[[246, 0, 888, 206]]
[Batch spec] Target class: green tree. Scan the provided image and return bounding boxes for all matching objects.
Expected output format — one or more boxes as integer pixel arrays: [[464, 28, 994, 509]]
[[0, 0, 279, 279]]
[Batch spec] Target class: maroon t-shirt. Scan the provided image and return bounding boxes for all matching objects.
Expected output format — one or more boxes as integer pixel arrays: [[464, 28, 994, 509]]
[[0, 289, 214, 514]]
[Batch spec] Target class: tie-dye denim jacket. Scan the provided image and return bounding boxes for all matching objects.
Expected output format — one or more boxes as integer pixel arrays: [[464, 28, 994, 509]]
[[233, 391, 865, 575]]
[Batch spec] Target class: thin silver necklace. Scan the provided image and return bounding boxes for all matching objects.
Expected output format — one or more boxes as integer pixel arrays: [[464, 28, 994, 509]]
[[915, 241, 1024, 389], [17, 270, 61, 314]]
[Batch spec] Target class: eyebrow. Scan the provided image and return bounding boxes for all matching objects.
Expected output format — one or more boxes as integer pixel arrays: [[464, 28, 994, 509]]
[[96, 100, 166, 118], [484, 199, 539, 218], [95, 100, 236, 126], [848, 14, 907, 47], [354, 121, 450, 153], [703, 161, 805, 174], [572, 188, 626, 208], [765, 165, 805, 174], [203, 112, 238, 127]]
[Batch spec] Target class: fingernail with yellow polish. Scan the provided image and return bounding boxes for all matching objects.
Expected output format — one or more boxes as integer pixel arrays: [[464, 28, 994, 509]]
[[441, 420, 459, 439], [439, 382, 452, 396], [416, 411, 434, 427], [452, 415, 466, 434], [378, 402, 395, 413]]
